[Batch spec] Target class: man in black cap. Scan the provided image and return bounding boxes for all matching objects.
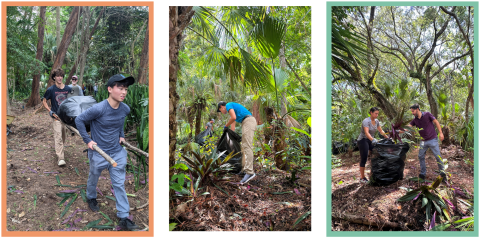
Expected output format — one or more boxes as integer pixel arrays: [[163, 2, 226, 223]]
[[75, 74, 140, 231]]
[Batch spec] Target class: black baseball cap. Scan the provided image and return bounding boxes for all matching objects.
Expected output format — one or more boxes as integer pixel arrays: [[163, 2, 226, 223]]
[[106, 74, 135, 87], [217, 101, 227, 112]]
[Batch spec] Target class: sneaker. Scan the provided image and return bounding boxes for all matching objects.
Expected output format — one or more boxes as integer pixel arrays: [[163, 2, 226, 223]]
[[419, 174, 426, 180], [58, 160, 66, 166], [360, 177, 369, 183], [118, 217, 140, 231], [240, 173, 256, 184], [87, 198, 99, 212], [440, 173, 447, 183]]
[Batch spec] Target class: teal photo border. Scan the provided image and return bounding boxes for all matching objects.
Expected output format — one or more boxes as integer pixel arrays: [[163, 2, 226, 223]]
[[326, 2, 478, 236]]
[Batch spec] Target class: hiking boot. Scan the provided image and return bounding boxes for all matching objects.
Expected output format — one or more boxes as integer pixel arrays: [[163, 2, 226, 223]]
[[58, 160, 66, 166], [360, 177, 369, 184], [419, 174, 426, 180], [240, 173, 256, 184], [118, 217, 140, 231], [87, 198, 99, 212]]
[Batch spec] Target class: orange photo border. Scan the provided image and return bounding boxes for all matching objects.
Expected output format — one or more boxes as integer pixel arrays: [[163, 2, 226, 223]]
[[1, 1, 155, 237]]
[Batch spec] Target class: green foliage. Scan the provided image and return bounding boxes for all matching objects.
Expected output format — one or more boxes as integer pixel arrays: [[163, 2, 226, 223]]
[[397, 176, 449, 225], [181, 149, 237, 187]]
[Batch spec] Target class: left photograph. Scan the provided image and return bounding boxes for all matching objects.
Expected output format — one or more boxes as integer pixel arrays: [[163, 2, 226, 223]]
[[330, 5, 474, 232], [4, 4, 152, 232]]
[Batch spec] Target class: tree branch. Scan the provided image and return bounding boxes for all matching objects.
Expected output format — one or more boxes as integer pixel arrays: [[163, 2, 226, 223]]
[[431, 50, 470, 79]]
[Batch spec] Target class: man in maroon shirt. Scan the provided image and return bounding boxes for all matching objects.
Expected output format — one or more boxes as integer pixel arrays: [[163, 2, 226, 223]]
[[405, 104, 446, 182]]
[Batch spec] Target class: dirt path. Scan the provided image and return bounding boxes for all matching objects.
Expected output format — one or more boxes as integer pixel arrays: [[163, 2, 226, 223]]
[[331, 144, 474, 231], [6, 100, 149, 231]]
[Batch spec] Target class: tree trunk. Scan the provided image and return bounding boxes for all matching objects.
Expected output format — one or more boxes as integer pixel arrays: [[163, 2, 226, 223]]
[[66, 6, 105, 86], [465, 69, 474, 123], [252, 99, 263, 125], [78, 6, 91, 85], [137, 21, 149, 84], [169, 6, 194, 198], [264, 107, 275, 144], [194, 101, 204, 136], [442, 126, 451, 146], [56, 7, 61, 49], [48, 6, 81, 88], [425, 64, 439, 118], [26, 6, 46, 107], [130, 20, 147, 75]]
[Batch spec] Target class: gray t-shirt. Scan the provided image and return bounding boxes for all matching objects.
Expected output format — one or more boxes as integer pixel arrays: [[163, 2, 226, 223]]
[[206, 122, 213, 131], [68, 84, 84, 97], [75, 99, 130, 155], [357, 117, 380, 141]]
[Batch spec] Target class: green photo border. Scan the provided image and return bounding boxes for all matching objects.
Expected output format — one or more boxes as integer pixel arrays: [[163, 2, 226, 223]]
[[325, 1, 479, 237]]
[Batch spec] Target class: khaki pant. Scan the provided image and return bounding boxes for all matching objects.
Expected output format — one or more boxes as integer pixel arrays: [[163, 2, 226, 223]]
[[52, 119, 67, 162], [241, 116, 257, 174]]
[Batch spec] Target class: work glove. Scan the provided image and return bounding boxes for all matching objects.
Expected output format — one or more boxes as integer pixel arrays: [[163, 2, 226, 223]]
[[223, 126, 229, 132], [49, 111, 55, 118], [372, 138, 378, 146]]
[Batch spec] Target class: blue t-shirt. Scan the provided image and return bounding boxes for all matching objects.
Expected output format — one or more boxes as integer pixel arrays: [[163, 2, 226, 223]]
[[43, 85, 72, 113], [75, 99, 130, 155], [226, 102, 252, 123]]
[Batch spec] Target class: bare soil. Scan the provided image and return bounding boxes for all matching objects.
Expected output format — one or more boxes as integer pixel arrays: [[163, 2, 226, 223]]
[[6, 100, 149, 231]]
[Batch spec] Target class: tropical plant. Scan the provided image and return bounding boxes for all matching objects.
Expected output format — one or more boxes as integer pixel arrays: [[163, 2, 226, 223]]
[[397, 176, 449, 226], [181, 148, 237, 187]]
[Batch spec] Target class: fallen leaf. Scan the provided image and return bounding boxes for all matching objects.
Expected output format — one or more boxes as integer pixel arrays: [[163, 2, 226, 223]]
[[397, 205, 402, 209], [19, 211, 25, 218], [7, 208, 10, 213]]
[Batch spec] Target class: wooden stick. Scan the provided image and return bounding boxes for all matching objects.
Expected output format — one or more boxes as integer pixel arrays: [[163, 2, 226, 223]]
[[130, 201, 149, 211], [52, 114, 117, 167], [332, 213, 410, 230], [121, 141, 149, 158]]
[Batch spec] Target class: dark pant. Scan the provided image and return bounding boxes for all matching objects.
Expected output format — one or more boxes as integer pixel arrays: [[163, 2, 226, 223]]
[[358, 138, 373, 167]]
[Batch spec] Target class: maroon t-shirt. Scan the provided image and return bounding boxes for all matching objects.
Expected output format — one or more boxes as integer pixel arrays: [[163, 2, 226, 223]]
[[409, 111, 437, 141]]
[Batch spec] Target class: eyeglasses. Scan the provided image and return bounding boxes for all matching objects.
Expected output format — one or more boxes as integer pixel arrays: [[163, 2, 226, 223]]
[[72, 78, 78, 80]]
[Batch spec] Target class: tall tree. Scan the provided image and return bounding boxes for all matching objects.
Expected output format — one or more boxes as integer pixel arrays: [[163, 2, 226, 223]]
[[26, 6, 46, 107], [65, 6, 105, 86], [48, 6, 81, 88], [138, 21, 149, 84], [169, 6, 194, 193], [77, 6, 91, 85], [56, 7, 61, 49]]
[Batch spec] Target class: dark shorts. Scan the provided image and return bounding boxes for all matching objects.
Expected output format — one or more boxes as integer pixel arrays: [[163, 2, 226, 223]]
[[358, 138, 373, 167]]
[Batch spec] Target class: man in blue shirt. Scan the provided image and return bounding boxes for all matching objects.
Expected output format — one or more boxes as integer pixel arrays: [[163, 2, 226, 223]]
[[75, 74, 140, 231], [217, 101, 257, 184]]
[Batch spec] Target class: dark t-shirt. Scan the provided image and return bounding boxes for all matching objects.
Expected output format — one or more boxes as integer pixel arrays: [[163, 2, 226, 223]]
[[409, 111, 437, 141], [43, 85, 72, 113]]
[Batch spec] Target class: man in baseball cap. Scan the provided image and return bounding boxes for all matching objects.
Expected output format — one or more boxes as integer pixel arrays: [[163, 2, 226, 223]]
[[217, 101, 257, 184], [75, 74, 140, 230], [68, 75, 84, 97]]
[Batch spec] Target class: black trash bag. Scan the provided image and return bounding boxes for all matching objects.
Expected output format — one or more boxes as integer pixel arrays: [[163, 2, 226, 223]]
[[369, 139, 410, 186], [195, 128, 212, 146], [217, 128, 242, 174], [332, 141, 348, 155], [57, 96, 97, 132]]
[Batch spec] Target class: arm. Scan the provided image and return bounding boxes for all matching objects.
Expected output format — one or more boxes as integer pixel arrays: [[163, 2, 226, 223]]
[[119, 107, 129, 143], [75, 105, 102, 149], [42, 98, 51, 112], [377, 126, 388, 139], [78, 86, 84, 96], [432, 119, 444, 141], [225, 109, 236, 131]]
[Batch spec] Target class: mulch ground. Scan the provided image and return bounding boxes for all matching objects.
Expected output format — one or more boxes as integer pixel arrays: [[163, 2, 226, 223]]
[[6, 99, 149, 231], [331, 143, 474, 231], [170, 163, 311, 231]]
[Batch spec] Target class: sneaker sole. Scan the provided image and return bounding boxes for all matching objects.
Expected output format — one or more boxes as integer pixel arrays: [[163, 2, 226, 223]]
[[241, 174, 256, 184], [58, 160, 66, 166]]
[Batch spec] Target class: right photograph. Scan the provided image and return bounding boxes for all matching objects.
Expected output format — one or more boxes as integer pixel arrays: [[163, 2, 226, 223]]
[[330, 5, 475, 232]]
